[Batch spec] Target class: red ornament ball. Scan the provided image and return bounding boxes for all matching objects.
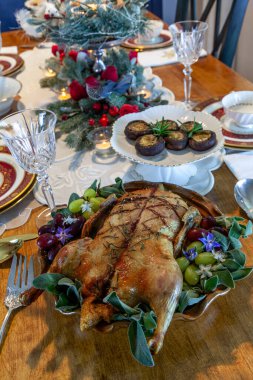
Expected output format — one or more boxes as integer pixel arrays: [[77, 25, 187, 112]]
[[99, 114, 109, 127], [88, 118, 96, 126], [92, 102, 102, 112], [69, 80, 87, 101], [103, 104, 109, 112], [109, 106, 119, 117]]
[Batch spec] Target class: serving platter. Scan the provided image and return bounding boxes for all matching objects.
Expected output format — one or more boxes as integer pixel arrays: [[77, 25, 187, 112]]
[[0, 54, 24, 76], [40, 181, 228, 327], [194, 97, 253, 150], [0, 146, 36, 214], [111, 105, 224, 167]]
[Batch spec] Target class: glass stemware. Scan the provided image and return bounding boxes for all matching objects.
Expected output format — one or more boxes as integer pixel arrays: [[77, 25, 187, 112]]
[[0, 109, 57, 211], [169, 21, 208, 108]]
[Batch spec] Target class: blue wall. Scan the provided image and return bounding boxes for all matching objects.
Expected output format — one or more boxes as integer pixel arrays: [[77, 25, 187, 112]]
[[0, 0, 24, 31]]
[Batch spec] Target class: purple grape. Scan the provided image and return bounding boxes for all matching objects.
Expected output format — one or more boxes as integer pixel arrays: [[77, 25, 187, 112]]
[[67, 216, 85, 237], [37, 233, 59, 251], [47, 243, 63, 261], [38, 224, 54, 236], [54, 213, 65, 227]]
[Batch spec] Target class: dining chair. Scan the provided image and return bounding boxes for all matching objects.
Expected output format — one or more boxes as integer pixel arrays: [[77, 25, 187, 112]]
[[175, 0, 249, 67]]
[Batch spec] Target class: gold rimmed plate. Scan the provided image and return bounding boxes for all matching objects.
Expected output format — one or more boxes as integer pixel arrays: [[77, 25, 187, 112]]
[[121, 30, 172, 50], [0, 54, 24, 77], [0, 146, 36, 214]]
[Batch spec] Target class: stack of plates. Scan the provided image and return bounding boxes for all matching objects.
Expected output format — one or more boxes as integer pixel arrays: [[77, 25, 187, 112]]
[[0, 54, 24, 76], [0, 146, 36, 215]]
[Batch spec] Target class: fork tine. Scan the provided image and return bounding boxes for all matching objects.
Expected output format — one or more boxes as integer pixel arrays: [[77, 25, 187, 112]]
[[21, 255, 27, 289], [27, 255, 34, 288], [7, 254, 17, 289], [16, 255, 23, 288]]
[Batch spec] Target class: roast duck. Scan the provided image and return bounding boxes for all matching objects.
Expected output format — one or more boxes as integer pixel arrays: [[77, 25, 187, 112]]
[[42, 187, 200, 354]]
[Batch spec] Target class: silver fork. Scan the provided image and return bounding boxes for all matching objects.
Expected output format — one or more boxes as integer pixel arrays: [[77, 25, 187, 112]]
[[0, 254, 34, 346]]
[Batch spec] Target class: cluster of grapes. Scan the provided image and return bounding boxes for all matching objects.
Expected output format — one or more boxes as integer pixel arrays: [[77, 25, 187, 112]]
[[176, 216, 229, 286], [37, 187, 106, 262]]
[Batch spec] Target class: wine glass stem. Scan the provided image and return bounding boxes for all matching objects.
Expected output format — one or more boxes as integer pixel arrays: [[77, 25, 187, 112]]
[[37, 173, 56, 211], [183, 65, 193, 105]]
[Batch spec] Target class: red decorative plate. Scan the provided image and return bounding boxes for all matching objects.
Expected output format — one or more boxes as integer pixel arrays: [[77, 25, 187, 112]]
[[194, 97, 253, 150], [0, 146, 36, 214], [0, 54, 24, 76]]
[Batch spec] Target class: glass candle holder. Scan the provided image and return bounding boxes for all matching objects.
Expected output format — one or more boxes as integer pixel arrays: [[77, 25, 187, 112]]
[[88, 127, 115, 157]]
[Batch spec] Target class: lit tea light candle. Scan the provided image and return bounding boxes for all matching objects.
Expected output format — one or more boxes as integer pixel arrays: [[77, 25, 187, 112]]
[[58, 88, 71, 101], [137, 89, 152, 99], [96, 140, 111, 151], [45, 68, 56, 78]]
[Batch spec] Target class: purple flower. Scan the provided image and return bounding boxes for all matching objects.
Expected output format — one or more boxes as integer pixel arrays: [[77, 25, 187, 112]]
[[199, 232, 221, 252], [55, 226, 73, 245], [183, 247, 198, 261]]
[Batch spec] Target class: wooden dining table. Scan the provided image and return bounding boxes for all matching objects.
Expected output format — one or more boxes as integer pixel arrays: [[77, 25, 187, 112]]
[[1, 30, 253, 380]]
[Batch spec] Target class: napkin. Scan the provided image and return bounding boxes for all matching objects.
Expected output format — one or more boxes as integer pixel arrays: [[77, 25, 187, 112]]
[[138, 48, 207, 68], [224, 151, 253, 179], [1, 46, 18, 54]]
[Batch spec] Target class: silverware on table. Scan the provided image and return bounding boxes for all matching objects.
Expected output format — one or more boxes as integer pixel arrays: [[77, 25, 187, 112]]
[[234, 178, 253, 219], [0, 254, 34, 347], [0, 239, 23, 264]]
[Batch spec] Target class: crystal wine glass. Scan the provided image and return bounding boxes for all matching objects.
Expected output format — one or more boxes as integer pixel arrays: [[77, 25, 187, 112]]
[[169, 21, 208, 108], [0, 109, 57, 213]]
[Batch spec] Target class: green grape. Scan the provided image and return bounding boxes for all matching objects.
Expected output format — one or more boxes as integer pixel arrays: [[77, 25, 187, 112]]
[[83, 188, 97, 200], [69, 199, 84, 213], [186, 241, 204, 254], [176, 257, 190, 272], [83, 210, 94, 220], [96, 197, 106, 203], [195, 252, 216, 266], [90, 197, 101, 212], [184, 264, 200, 286]]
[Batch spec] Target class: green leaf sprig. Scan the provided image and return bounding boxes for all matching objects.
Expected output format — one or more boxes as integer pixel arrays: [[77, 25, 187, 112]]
[[33, 273, 83, 313], [103, 291, 156, 367], [177, 118, 203, 138], [150, 117, 175, 137]]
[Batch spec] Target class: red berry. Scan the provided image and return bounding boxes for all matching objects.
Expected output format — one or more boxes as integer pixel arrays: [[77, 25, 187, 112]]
[[92, 102, 102, 112], [109, 106, 119, 117], [103, 104, 109, 112], [88, 118, 95, 126], [44, 14, 50, 20], [61, 114, 68, 121], [37, 233, 59, 251], [99, 114, 109, 127], [200, 216, 217, 230], [187, 228, 208, 242]]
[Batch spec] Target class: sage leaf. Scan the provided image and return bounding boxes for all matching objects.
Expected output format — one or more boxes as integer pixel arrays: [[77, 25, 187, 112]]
[[89, 179, 99, 192], [143, 311, 157, 331], [128, 320, 154, 367], [212, 230, 229, 251], [68, 193, 80, 206], [33, 273, 65, 292], [204, 276, 219, 292], [243, 220, 253, 237], [227, 249, 246, 266], [229, 236, 242, 249], [58, 277, 76, 287], [232, 268, 253, 281], [229, 220, 243, 239], [222, 259, 241, 272], [103, 291, 137, 316], [213, 269, 235, 288], [177, 290, 206, 313]]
